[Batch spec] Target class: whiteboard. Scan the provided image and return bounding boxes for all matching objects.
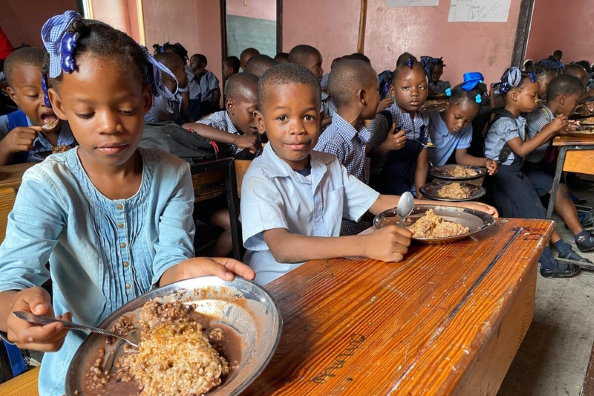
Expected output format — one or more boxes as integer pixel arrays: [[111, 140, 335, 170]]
[[387, 0, 439, 6], [448, 0, 511, 22]]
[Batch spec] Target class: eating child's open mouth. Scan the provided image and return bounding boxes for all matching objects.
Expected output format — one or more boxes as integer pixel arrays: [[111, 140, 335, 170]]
[[41, 113, 59, 130]]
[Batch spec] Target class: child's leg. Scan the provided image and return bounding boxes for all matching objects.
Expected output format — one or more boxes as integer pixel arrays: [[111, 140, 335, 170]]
[[553, 184, 583, 234], [210, 208, 232, 257]]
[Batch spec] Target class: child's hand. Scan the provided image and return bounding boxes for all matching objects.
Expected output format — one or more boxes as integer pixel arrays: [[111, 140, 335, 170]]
[[176, 257, 255, 282], [6, 287, 70, 352], [458, 202, 499, 218], [376, 97, 394, 113], [485, 159, 500, 175], [364, 225, 411, 262], [234, 134, 260, 154], [1, 126, 41, 154], [548, 115, 569, 134], [382, 125, 407, 151]]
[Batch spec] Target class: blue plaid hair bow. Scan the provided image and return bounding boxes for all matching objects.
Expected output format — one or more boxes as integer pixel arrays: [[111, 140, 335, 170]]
[[142, 47, 178, 100], [499, 67, 522, 94], [461, 72, 484, 91], [41, 10, 81, 79]]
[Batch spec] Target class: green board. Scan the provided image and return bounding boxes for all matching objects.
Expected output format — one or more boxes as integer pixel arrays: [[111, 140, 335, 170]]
[[226, 15, 276, 58]]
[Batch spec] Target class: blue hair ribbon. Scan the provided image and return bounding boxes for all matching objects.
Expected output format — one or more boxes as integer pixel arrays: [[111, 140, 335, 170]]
[[445, 88, 452, 97], [461, 72, 484, 91], [142, 47, 179, 99], [41, 10, 81, 79], [406, 57, 414, 69], [528, 72, 537, 83], [499, 67, 522, 94], [420, 56, 443, 77], [40, 75, 51, 107]]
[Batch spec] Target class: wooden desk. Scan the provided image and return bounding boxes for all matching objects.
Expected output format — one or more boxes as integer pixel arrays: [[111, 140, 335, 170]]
[[0, 163, 34, 191], [241, 218, 553, 396], [0, 367, 39, 396]]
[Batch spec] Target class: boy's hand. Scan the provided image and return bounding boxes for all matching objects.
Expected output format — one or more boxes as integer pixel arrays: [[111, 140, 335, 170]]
[[176, 257, 255, 282], [376, 97, 394, 113], [364, 225, 411, 262], [485, 159, 499, 175], [382, 125, 407, 151], [6, 287, 70, 352], [458, 201, 499, 218], [548, 115, 569, 134], [233, 134, 259, 154], [1, 126, 41, 153]]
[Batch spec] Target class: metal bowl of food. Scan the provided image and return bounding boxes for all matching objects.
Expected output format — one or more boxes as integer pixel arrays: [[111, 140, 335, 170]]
[[419, 181, 486, 202], [430, 164, 486, 183], [373, 204, 495, 244], [66, 276, 282, 396]]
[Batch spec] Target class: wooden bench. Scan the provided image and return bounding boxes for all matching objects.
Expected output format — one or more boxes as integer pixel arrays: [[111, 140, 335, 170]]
[[0, 367, 39, 396]]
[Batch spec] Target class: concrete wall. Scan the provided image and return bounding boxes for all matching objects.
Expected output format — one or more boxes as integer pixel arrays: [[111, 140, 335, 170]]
[[525, 0, 594, 64], [227, 0, 276, 21], [283, 0, 523, 85]]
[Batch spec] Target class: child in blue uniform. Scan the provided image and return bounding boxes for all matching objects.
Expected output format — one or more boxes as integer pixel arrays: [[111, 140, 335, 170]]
[[484, 67, 585, 278], [0, 12, 253, 396]]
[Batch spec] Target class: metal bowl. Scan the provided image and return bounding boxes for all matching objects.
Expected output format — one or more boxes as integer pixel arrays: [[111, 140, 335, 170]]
[[373, 204, 496, 244], [430, 164, 486, 181], [66, 276, 282, 396], [419, 181, 486, 202]]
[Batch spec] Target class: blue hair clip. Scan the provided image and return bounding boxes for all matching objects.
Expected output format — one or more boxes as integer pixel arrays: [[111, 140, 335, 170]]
[[528, 72, 537, 83], [406, 57, 414, 68], [41, 74, 51, 108], [475, 94, 482, 104], [41, 10, 82, 78], [60, 32, 79, 74], [445, 88, 452, 97]]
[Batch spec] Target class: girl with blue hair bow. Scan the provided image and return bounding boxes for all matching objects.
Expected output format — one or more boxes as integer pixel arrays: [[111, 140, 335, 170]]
[[427, 72, 498, 174], [0, 11, 254, 395], [420, 56, 451, 95]]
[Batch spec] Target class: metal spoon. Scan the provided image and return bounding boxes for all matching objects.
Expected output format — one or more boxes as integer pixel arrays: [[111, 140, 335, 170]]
[[396, 191, 414, 227], [13, 311, 139, 348]]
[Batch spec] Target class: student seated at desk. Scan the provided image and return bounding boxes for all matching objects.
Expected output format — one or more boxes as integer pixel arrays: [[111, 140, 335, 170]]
[[184, 72, 261, 156], [484, 67, 587, 278], [0, 47, 75, 165], [525, 74, 594, 253], [240, 47, 259, 71], [188, 53, 220, 119], [427, 72, 498, 174], [420, 56, 451, 96], [240, 63, 497, 285], [0, 12, 254, 396]]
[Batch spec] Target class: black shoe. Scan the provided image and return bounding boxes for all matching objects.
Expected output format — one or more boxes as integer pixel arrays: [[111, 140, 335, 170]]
[[540, 262, 580, 278], [575, 232, 594, 252], [558, 249, 593, 263]]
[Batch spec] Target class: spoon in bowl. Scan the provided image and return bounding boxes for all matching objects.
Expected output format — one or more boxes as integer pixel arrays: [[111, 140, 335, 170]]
[[396, 191, 414, 227]]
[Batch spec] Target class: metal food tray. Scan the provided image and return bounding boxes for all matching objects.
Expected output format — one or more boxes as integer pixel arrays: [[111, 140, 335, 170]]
[[66, 276, 282, 396], [430, 164, 486, 181], [373, 204, 496, 244], [420, 181, 486, 202]]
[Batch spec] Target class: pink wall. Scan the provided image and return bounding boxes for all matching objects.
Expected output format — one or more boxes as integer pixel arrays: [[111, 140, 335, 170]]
[[284, 0, 523, 86], [525, 0, 594, 63], [142, 0, 223, 84], [0, 0, 78, 48], [91, 0, 142, 43], [227, 0, 276, 21]]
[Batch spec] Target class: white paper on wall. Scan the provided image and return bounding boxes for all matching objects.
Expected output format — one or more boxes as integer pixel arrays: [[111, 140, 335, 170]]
[[387, 0, 439, 7], [448, 0, 511, 22]]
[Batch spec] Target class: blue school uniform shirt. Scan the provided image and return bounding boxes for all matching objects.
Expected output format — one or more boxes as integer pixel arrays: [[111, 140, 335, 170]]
[[0, 110, 76, 163], [0, 147, 195, 396], [144, 91, 183, 124], [427, 109, 472, 166], [484, 115, 527, 166], [240, 143, 379, 285], [525, 104, 554, 163], [197, 110, 245, 154], [186, 67, 219, 102], [387, 102, 430, 142]]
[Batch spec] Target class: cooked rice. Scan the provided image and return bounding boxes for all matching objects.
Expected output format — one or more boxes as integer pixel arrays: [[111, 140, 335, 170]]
[[408, 209, 469, 238], [437, 183, 471, 199], [445, 166, 478, 178]]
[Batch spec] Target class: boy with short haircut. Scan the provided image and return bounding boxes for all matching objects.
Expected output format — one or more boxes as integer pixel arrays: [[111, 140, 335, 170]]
[[244, 55, 277, 78], [223, 56, 240, 81], [241, 64, 497, 285], [188, 53, 220, 119], [240, 48, 260, 71], [0, 47, 74, 165], [184, 72, 261, 155]]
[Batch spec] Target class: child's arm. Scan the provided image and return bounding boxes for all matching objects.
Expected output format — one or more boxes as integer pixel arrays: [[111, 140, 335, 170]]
[[507, 114, 567, 157], [159, 257, 254, 286], [183, 122, 259, 153], [414, 147, 429, 198], [262, 225, 411, 264], [370, 124, 407, 159], [0, 126, 41, 165], [455, 149, 500, 175]]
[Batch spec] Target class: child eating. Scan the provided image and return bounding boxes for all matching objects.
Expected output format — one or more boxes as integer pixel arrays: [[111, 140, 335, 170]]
[[428, 72, 498, 174], [240, 63, 496, 285], [0, 12, 253, 396], [0, 47, 75, 165]]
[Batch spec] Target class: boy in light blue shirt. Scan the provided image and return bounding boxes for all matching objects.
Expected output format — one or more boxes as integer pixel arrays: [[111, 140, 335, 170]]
[[240, 64, 497, 285]]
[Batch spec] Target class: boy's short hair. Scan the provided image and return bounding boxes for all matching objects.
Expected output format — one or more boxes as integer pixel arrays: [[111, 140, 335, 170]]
[[328, 59, 376, 107], [257, 63, 321, 111], [154, 52, 184, 72], [224, 56, 240, 73], [241, 48, 260, 58], [546, 74, 584, 101], [345, 53, 371, 64], [224, 72, 259, 100], [563, 63, 587, 80], [288, 44, 321, 65], [244, 55, 277, 78], [274, 52, 289, 63], [4, 47, 45, 85], [191, 53, 207, 67]]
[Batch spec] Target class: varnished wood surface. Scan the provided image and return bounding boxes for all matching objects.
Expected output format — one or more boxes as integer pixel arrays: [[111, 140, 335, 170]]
[[0, 163, 34, 190], [563, 150, 594, 175], [0, 367, 39, 396], [552, 134, 594, 147], [240, 218, 553, 396]]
